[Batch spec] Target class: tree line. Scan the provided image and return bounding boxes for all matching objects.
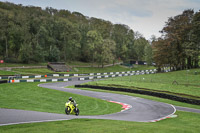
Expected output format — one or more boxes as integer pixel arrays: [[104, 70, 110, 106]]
[[0, 2, 152, 67], [153, 9, 200, 70]]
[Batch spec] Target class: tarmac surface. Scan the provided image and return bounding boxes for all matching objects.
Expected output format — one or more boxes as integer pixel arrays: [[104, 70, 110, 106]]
[[0, 80, 180, 126]]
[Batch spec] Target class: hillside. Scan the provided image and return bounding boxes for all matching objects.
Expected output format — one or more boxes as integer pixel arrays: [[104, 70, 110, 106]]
[[0, 2, 151, 66]]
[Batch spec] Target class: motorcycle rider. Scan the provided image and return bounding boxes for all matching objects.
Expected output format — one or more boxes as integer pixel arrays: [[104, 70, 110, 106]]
[[68, 97, 77, 110]]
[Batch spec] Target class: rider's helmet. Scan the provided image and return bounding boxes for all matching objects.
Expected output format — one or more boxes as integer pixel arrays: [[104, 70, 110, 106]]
[[69, 97, 72, 101]]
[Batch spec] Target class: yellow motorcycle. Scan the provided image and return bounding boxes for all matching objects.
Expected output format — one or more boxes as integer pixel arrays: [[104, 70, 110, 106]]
[[65, 101, 79, 116]]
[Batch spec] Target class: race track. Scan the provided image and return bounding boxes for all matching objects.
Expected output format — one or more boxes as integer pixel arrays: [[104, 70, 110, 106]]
[[0, 80, 177, 126]]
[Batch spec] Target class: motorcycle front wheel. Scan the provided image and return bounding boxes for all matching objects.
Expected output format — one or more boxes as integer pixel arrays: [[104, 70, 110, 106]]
[[75, 108, 79, 116]]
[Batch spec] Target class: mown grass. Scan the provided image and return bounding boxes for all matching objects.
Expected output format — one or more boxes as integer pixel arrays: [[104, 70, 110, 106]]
[[87, 69, 200, 97], [0, 63, 47, 67], [12, 68, 55, 75], [67, 61, 113, 66], [0, 65, 155, 76], [0, 82, 122, 115], [78, 69, 200, 109], [91, 81, 200, 99], [0, 111, 199, 133], [72, 86, 200, 109], [75, 65, 155, 74], [9, 65, 155, 75], [0, 61, 119, 67], [0, 70, 18, 75], [0, 67, 200, 132]]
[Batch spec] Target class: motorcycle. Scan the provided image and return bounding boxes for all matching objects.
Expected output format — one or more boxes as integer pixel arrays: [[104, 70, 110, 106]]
[[65, 101, 79, 116]]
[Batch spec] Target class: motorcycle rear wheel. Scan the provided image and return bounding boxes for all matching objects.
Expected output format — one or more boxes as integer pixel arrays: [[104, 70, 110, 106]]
[[65, 107, 71, 115]]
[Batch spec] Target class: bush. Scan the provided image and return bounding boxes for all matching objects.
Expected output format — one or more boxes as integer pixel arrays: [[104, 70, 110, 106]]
[[4, 57, 19, 63]]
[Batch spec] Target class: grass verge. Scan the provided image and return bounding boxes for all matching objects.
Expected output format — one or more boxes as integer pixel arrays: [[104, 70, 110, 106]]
[[12, 68, 55, 75], [0, 111, 199, 133], [0, 63, 47, 67], [71, 86, 200, 109], [75, 65, 155, 74], [0, 70, 19, 75], [86, 69, 200, 99], [0, 82, 122, 115], [5, 65, 155, 75]]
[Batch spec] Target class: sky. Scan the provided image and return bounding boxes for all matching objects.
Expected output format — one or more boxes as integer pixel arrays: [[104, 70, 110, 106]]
[[1, 0, 200, 40]]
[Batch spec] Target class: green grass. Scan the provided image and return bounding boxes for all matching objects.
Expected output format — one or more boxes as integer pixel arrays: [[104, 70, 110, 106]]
[[0, 111, 199, 133], [76, 69, 200, 109], [75, 65, 155, 74], [0, 67, 200, 132], [87, 69, 200, 98], [12, 68, 56, 75], [3, 65, 155, 75], [90, 81, 200, 99], [0, 63, 47, 67], [0, 82, 122, 115], [0, 70, 19, 75], [72, 86, 200, 110], [0, 61, 118, 68], [67, 61, 102, 66], [0, 61, 110, 68]]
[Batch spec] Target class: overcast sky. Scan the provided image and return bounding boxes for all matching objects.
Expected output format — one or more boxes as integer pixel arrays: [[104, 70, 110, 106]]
[[1, 0, 200, 39]]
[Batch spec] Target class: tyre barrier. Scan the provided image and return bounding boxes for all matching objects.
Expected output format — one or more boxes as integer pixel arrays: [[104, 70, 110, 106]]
[[75, 85, 200, 105], [0, 80, 7, 84]]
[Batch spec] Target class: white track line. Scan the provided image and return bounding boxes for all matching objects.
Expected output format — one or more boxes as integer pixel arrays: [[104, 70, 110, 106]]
[[146, 104, 177, 122]]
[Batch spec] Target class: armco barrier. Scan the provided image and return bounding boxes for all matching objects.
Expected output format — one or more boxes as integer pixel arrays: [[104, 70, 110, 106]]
[[9, 78, 71, 83], [88, 69, 158, 76], [0, 68, 159, 80], [78, 71, 155, 81], [0, 74, 80, 79], [5, 69, 157, 83], [5, 73, 85, 79], [0, 67, 172, 80], [75, 85, 200, 105]]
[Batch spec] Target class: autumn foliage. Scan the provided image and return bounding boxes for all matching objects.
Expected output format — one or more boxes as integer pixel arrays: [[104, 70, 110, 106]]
[[153, 9, 200, 70]]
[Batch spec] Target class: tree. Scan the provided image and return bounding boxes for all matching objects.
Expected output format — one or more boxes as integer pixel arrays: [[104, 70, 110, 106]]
[[0, 1, 138, 64], [152, 38, 167, 69], [19, 43, 32, 63], [58, 18, 81, 61], [155, 9, 196, 70], [0, 11, 10, 58], [98, 39, 116, 67], [48, 45, 60, 62], [89, 17, 113, 39], [190, 11, 200, 68], [32, 43, 45, 62], [144, 43, 153, 66], [111, 24, 132, 61], [134, 37, 149, 60], [86, 30, 103, 66]]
